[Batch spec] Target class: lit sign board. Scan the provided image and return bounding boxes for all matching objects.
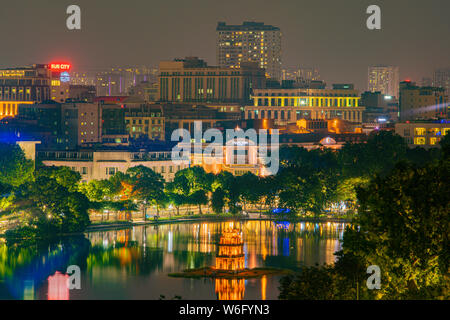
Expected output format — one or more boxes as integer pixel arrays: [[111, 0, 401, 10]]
[[49, 63, 71, 71], [0, 70, 25, 77], [60, 72, 70, 82]]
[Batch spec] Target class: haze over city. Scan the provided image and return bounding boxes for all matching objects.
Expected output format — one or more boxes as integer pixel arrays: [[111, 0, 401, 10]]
[[1, 0, 449, 90], [0, 0, 449, 305]]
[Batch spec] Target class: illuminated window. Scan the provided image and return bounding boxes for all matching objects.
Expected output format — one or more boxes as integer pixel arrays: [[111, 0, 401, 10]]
[[414, 137, 426, 145], [414, 127, 426, 136], [429, 128, 440, 135], [443, 128, 450, 136], [429, 137, 439, 145]]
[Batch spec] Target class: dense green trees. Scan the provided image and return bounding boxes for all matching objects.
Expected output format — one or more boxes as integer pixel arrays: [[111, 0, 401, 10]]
[[126, 165, 167, 214], [344, 158, 449, 299], [0, 143, 92, 239], [279, 135, 449, 300], [3, 166, 91, 240], [1, 131, 447, 249]]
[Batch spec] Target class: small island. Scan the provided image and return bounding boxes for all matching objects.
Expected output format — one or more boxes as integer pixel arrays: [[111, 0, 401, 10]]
[[169, 266, 291, 279], [169, 223, 292, 279]]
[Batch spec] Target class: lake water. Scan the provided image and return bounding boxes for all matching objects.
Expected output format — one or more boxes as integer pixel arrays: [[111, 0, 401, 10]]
[[0, 220, 346, 300]]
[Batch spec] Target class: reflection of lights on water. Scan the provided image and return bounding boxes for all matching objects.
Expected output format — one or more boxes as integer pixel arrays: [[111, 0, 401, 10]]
[[274, 221, 290, 230], [215, 278, 245, 300], [261, 276, 267, 300], [47, 272, 69, 300], [283, 237, 290, 256], [23, 280, 34, 300], [168, 230, 173, 253]]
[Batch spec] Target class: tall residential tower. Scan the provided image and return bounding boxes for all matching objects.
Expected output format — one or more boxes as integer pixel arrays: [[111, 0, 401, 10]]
[[216, 22, 281, 80], [368, 65, 400, 98]]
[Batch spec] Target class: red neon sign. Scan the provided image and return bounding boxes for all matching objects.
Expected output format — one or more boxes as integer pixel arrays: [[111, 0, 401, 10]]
[[49, 63, 72, 71]]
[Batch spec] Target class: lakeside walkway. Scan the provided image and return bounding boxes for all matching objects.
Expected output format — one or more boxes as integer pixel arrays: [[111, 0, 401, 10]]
[[86, 213, 352, 232]]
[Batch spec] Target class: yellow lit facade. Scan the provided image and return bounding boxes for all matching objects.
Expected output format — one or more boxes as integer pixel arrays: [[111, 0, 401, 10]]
[[395, 121, 450, 148], [0, 101, 34, 119], [0, 64, 70, 118], [246, 88, 365, 123]]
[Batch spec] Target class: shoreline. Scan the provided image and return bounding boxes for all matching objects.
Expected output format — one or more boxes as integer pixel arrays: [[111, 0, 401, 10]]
[[0, 215, 353, 239], [86, 215, 353, 232]]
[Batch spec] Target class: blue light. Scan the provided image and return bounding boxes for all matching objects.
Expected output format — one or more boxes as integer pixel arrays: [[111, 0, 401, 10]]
[[272, 208, 291, 214], [274, 221, 290, 230], [60, 72, 70, 82]]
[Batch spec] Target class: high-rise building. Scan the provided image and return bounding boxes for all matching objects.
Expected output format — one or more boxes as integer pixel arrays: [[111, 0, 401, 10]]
[[158, 57, 265, 104], [399, 81, 448, 121], [216, 22, 281, 80], [433, 67, 450, 95], [368, 65, 400, 98]]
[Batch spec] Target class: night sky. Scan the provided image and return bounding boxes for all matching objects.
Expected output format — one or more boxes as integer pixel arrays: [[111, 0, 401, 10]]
[[1, 0, 449, 91]]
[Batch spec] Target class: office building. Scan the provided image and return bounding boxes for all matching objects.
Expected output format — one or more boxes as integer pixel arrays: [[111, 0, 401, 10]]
[[360, 91, 398, 122], [0, 65, 51, 119], [246, 85, 365, 124], [125, 104, 165, 141], [0, 63, 76, 119], [399, 81, 448, 121], [216, 22, 281, 80], [158, 57, 265, 104], [395, 120, 450, 148]]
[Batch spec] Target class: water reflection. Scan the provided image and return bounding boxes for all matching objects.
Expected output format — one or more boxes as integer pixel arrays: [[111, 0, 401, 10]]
[[47, 272, 69, 300], [214, 222, 245, 300], [0, 220, 346, 300]]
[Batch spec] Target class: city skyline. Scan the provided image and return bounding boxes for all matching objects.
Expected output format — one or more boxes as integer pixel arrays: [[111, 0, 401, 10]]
[[0, 0, 449, 91]]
